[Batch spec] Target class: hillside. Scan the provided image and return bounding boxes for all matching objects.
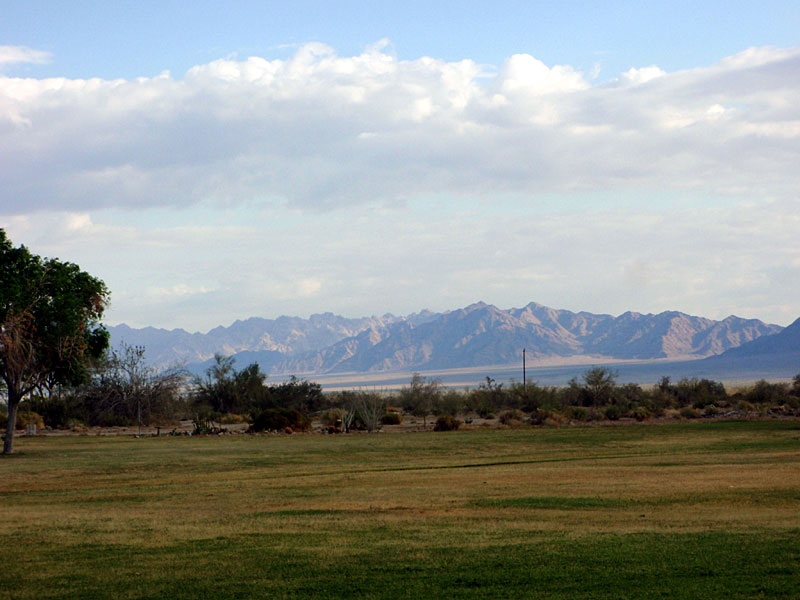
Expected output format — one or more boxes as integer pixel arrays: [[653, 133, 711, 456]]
[[699, 316, 800, 374]]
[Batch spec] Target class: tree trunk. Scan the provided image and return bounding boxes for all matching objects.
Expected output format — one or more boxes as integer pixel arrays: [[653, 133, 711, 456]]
[[3, 388, 21, 455]]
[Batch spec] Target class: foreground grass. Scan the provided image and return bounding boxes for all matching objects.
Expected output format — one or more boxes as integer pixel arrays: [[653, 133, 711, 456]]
[[2, 421, 799, 598]]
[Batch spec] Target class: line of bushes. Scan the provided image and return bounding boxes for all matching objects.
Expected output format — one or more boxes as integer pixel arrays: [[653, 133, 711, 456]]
[[4, 355, 800, 432], [388, 369, 800, 427]]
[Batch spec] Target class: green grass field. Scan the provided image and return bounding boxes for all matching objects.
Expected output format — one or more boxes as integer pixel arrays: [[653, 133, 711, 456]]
[[2, 421, 799, 599]]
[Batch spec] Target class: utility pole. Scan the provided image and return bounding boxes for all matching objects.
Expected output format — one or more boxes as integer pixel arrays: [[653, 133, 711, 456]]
[[523, 348, 527, 387]]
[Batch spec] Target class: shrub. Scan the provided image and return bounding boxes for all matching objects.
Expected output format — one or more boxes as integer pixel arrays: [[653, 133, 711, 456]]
[[631, 406, 650, 422], [25, 396, 74, 428], [433, 414, 461, 431], [603, 405, 622, 421], [703, 405, 720, 417], [475, 407, 495, 419], [582, 367, 618, 406], [566, 406, 587, 421], [320, 408, 347, 427], [466, 377, 506, 417], [543, 414, 566, 427], [672, 378, 727, 408], [737, 400, 756, 412], [249, 408, 311, 433], [218, 413, 246, 424], [67, 418, 86, 430], [399, 373, 442, 426], [745, 380, 790, 406], [381, 412, 402, 425], [528, 408, 552, 425], [193, 406, 222, 434], [15, 411, 45, 429], [269, 376, 324, 413], [437, 389, 466, 417], [680, 406, 700, 419], [508, 382, 559, 412], [498, 409, 526, 426]]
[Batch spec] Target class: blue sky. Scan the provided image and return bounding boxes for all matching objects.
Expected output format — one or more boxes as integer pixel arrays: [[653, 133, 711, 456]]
[[2, 1, 800, 331], [4, 1, 799, 79]]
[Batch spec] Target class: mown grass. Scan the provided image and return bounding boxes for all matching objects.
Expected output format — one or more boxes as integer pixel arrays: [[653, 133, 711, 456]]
[[2, 421, 799, 598]]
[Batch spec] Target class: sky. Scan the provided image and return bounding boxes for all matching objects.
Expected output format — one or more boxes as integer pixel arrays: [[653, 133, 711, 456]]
[[2, 1, 800, 332]]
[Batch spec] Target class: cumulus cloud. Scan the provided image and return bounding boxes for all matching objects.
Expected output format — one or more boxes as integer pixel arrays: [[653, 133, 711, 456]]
[[1, 43, 799, 213]]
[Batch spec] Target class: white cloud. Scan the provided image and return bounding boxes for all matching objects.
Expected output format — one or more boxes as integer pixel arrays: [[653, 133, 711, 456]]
[[618, 65, 665, 85], [0, 45, 52, 68], [2, 44, 800, 330], [1, 43, 798, 214], [5, 197, 799, 330]]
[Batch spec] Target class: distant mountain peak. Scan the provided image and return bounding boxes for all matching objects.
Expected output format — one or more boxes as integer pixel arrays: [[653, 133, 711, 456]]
[[108, 302, 786, 375]]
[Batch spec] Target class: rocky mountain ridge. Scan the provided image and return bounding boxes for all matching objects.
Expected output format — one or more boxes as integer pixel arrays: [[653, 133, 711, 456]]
[[108, 302, 783, 374]]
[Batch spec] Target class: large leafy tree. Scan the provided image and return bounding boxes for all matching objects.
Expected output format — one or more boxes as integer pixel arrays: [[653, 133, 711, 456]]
[[1, 230, 108, 454]]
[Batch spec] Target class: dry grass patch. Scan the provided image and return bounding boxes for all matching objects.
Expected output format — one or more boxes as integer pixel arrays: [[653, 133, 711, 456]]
[[1, 421, 799, 598]]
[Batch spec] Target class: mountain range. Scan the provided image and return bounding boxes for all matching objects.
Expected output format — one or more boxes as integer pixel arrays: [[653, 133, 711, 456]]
[[108, 302, 785, 375]]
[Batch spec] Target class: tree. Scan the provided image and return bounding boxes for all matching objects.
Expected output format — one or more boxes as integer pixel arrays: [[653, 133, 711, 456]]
[[269, 376, 324, 413], [791, 373, 800, 397], [399, 373, 441, 427], [581, 367, 618, 406], [194, 354, 271, 415], [80, 343, 184, 427], [353, 391, 386, 433], [1, 229, 109, 453]]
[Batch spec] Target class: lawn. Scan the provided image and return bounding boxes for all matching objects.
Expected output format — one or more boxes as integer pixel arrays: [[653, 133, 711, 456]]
[[2, 421, 799, 598]]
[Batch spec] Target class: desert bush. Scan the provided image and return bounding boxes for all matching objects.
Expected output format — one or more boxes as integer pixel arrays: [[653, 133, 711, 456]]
[[617, 383, 646, 406], [582, 367, 619, 407], [680, 406, 700, 419], [649, 389, 676, 411], [25, 395, 75, 428], [77, 344, 185, 426], [543, 413, 567, 427], [498, 409, 526, 426], [437, 389, 466, 417], [466, 377, 507, 418], [603, 405, 622, 421], [508, 382, 559, 412], [14, 411, 45, 429], [737, 400, 756, 412], [474, 406, 495, 419], [320, 408, 347, 427], [704, 405, 720, 417], [670, 377, 727, 408], [381, 412, 402, 425], [249, 408, 310, 433], [528, 408, 547, 425], [399, 373, 442, 426], [631, 406, 650, 421], [217, 413, 246, 424], [529, 408, 563, 425], [745, 380, 790, 406], [566, 406, 587, 421], [66, 418, 86, 430], [195, 355, 269, 415], [192, 406, 222, 434], [269, 376, 325, 413], [350, 391, 386, 432], [433, 414, 461, 431]]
